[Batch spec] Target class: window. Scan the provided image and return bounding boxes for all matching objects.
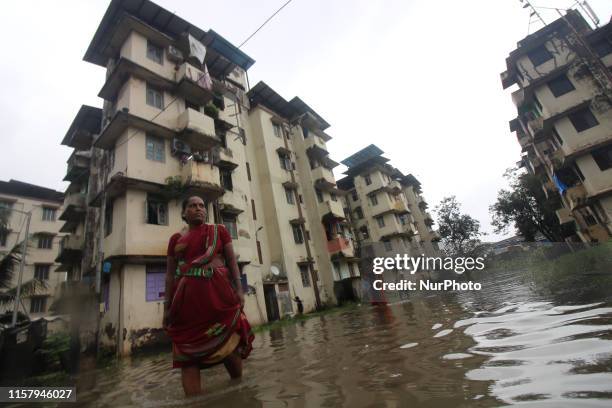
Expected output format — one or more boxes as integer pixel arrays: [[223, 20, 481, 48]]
[[146, 134, 165, 162], [273, 123, 282, 138], [0, 229, 7, 247], [223, 216, 238, 239], [34, 264, 50, 281], [38, 234, 53, 249], [146, 41, 163, 64], [145, 264, 166, 302], [146, 195, 168, 225], [292, 224, 304, 244], [42, 207, 56, 221], [583, 212, 597, 226], [146, 84, 164, 109], [592, 38, 612, 57], [299, 194, 303, 204], [376, 216, 385, 228], [315, 188, 323, 203], [251, 199, 257, 220], [220, 169, 233, 191], [592, 145, 612, 171], [278, 153, 292, 171], [360, 226, 370, 240], [364, 174, 372, 185], [30, 296, 47, 313], [527, 45, 553, 66], [548, 74, 575, 97], [383, 240, 393, 252], [552, 127, 564, 145], [573, 163, 586, 181], [354, 207, 364, 219], [256, 240, 263, 264], [302, 126, 309, 138], [568, 108, 599, 133], [351, 190, 358, 202], [370, 194, 378, 206], [330, 193, 337, 202], [285, 187, 295, 205], [104, 200, 113, 236], [348, 262, 355, 277], [299, 265, 310, 287], [246, 162, 251, 181], [399, 214, 408, 225]]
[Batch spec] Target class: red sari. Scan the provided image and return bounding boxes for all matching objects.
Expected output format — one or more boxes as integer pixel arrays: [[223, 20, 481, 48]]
[[166, 223, 253, 368]]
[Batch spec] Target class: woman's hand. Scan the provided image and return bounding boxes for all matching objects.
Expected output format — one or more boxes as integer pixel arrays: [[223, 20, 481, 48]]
[[162, 306, 171, 330], [237, 290, 245, 310]]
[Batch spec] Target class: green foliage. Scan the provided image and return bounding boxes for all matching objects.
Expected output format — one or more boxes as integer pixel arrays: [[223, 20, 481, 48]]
[[434, 196, 483, 257], [204, 102, 219, 119], [36, 333, 71, 373], [490, 167, 564, 241], [162, 176, 185, 200]]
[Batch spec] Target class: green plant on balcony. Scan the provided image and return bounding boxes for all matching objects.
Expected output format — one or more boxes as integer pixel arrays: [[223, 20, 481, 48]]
[[424, 217, 435, 227], [162, 176, 187, 200], [204, 102, 219, 120]]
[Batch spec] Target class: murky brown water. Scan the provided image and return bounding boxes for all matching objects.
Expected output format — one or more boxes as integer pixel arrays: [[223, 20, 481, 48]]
[[73, 267, 612, 407]]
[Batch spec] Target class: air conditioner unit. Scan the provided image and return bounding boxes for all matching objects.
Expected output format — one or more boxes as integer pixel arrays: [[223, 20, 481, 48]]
[[172, 139, 191, 155], [167, 45, 183, 63]]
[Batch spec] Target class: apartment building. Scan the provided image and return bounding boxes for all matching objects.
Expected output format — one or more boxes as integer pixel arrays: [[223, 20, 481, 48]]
[[501, 10, 612, 244], [337, 145, 440, 260], [0, 180, 66, 317], [59, 0, 361, 355]]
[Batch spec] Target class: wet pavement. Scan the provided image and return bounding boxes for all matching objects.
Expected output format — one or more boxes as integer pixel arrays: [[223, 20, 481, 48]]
[[72, 266, 612, 407]]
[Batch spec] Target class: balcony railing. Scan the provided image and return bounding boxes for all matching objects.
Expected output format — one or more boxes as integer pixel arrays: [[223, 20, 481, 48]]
[[565, 184, 588, 210], [175, 63, 214, 105], [177, 108, 220, 150], [555, 207, 573, 224], [181, 161, 223, 198], [219, 190, 245, 214], [59, 193, 86, 222], [321, 199, 345, 220], [64, 153, 90, 182], [327, 236, 355, 258], [56, 235, 84, 264], [312, 166, 335, 186], [233, 238, 254, 264]]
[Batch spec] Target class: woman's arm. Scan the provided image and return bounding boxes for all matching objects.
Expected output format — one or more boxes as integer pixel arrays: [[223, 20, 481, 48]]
[[223, 242, 245, 308]]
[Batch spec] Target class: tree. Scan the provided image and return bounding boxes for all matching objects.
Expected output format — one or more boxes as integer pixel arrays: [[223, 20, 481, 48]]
[[435, 196, 483, 256], [490, 167, 564, 242]]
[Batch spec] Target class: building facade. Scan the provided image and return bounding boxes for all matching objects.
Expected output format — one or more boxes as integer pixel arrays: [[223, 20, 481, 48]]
[[501, 10, 612, 244], [0, 180, 66, 318], [59, 0, 362, 355], [337, 145, 441, 259]]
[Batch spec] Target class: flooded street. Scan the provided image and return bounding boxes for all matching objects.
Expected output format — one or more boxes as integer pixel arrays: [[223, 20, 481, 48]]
[[74, 267, 612, 407]]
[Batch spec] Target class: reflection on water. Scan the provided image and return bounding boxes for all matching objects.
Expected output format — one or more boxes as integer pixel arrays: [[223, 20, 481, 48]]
[[73, 267, 612, 407]]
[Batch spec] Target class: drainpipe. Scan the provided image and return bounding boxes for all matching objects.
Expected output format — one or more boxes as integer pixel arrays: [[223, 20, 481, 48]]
[[284, 123, 321, 310]]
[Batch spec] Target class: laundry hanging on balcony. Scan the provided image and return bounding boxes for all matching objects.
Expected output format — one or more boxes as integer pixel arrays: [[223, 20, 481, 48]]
[[187, 34, 213, 90], [552, 173, 568, 195]]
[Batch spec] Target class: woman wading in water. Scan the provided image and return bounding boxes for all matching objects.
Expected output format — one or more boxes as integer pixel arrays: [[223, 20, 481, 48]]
[[163, 196, 254, 396]]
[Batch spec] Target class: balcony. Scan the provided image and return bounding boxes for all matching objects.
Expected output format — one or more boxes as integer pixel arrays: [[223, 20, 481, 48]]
[[565, 184, 588, 210], [63, 152, 90, 182], [327, 236, 355, 258], [527, 116, 544, 137], [177, 108, 220, 150], [581, 224, 610, 243], [59, 193, 86, 222], [320, 199, 345, 221], [219, 190, 245, 215], [392, 199, 410, 214], [181, 161, 224, 199], [55, 235, 84, 264], [234, 238, 254, 264], [556, 207, 573, 225], [175, 63, 214, 105], [305, 135, 329, 159], [312, 166, 336, 188]]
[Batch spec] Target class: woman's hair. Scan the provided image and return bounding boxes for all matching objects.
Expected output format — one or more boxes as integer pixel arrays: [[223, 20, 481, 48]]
[[181, 196, 205, 223]]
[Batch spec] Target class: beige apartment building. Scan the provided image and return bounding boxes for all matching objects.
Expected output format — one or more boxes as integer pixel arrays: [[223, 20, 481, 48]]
[[0, 180, 66, 318], [501, 10, 612, 244], [337, 145, 441, 259], [59, 0, 362, 355]]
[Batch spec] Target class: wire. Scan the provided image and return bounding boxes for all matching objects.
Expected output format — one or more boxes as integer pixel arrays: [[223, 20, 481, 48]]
[[238, 0, 294, 48]]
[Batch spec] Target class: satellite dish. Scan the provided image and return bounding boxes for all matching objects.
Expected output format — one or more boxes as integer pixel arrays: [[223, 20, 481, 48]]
[[270, 265, 280, 276]]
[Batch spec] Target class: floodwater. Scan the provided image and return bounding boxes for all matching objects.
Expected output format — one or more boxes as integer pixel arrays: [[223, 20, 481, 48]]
[[73, 266, 612, 407]]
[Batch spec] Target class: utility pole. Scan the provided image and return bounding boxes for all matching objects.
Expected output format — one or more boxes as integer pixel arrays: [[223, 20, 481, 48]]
[[11, 209, 31, 327]]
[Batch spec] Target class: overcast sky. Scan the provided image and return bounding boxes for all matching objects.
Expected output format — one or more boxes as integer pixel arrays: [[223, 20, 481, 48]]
[[1, 0, 610, 241]]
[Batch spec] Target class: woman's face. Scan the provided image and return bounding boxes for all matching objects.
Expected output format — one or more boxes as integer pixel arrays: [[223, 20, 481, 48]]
[[183, 197, 206, 225]]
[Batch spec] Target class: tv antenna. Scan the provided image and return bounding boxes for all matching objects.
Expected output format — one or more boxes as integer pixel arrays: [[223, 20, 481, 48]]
[[519, 0, 546, 34]]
